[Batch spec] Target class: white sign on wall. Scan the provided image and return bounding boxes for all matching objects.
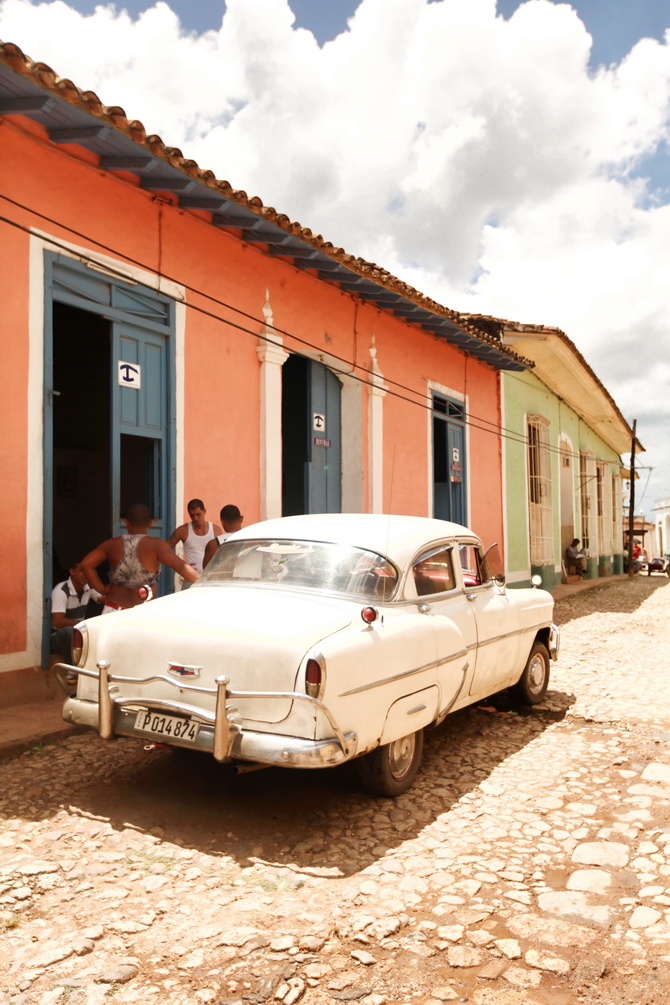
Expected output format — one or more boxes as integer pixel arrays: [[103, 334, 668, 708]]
[[313, 413, 326, 432], [118, 361, 141, 389]]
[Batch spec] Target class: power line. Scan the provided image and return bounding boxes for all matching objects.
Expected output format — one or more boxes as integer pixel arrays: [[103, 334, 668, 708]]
[[0, 196, 629, 467]]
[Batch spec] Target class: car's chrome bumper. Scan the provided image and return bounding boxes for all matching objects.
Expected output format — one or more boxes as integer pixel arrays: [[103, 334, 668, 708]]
[[55, 661, 357, 768], [549, 623, 560, 660]]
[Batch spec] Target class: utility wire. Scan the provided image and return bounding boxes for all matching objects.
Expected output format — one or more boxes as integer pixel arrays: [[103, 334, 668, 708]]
[[0, 197, 631, 467]]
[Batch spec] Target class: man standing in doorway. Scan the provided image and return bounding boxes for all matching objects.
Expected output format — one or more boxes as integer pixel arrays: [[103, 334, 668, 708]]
[[168, 499, 222, 586]]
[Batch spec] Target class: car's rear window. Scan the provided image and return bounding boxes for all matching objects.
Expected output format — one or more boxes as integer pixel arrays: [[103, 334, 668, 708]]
[[199, 539, 398, 600]]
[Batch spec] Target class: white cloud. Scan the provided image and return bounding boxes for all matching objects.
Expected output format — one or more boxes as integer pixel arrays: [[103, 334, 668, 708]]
[[1, 0, 669, 499]]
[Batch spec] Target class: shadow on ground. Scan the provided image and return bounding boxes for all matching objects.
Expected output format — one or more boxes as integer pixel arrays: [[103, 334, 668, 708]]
[[0, 686, 572, 881]]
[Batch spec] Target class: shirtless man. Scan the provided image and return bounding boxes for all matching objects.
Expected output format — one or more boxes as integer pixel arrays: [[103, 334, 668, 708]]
[[168, 499, 222, 579], [80, 503, 198, 612]]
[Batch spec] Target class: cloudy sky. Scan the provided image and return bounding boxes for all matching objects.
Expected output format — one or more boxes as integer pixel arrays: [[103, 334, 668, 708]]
[[1, 0, 669, 511]]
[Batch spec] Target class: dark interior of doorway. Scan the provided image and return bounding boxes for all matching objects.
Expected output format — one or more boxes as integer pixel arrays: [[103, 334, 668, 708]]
[[52, 303, 111, 585], [282, 354, 309, 516], [52, 303, 162, 587]]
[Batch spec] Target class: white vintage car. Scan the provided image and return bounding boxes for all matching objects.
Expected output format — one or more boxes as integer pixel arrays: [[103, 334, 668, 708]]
[[58, 514, 559, 796]]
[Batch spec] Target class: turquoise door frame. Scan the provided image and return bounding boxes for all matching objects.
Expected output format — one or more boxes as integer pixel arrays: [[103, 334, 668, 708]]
[[43, 253, 176, 664]]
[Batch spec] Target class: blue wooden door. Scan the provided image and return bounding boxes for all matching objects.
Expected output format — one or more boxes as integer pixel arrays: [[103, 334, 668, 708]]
[[111, 320, 169, 540], [307, 361, 341, 513], [433, 394, 467, 525]]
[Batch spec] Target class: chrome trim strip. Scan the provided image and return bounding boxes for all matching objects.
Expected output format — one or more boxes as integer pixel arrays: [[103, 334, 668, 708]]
[[435, 647, 470, 667], [339, 648, 469, 697], [434, 661, 470, 726]]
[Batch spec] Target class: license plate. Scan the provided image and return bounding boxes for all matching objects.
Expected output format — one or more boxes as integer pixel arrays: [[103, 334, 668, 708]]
[[134, 710, 200, 742]]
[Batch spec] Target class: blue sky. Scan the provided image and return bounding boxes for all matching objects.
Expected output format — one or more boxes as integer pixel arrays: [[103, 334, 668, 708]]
[[1, 0, 669, 505], [56, 0, 670, 66], [46, 0, 670, 197]]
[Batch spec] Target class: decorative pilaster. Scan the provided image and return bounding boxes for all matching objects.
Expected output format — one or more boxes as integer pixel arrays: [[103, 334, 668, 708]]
[[257, 292, 288, 520], [368, 338, 387, 513]]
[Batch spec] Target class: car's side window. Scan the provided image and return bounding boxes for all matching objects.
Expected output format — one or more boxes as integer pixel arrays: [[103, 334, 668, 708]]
[[459, 544, 492, 587], [413, 547, 455, 596]]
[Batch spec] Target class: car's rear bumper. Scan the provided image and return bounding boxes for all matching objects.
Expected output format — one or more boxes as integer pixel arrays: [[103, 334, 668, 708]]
[[56, 661, 357, 768], [61, 695, 356, 767]]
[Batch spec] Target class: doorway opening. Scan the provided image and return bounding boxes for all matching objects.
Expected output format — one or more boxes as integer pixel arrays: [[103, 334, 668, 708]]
[[282, 354, 342, 515], [282, 354, 309, 516], [51, 302, 111, 584]]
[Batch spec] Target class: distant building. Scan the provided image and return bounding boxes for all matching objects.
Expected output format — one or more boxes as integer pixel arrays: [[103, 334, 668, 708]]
[[461, 317, 641, 590]]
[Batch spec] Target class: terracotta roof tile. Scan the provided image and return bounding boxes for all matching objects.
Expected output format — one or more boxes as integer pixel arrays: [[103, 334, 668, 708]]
[[460, 312, 635, 442], [0, 39, 530, 368]]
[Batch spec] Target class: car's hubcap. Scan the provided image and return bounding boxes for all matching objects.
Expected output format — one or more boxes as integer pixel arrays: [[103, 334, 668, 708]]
[[388, 734, 415, 779], [528, 654, 547, 694]]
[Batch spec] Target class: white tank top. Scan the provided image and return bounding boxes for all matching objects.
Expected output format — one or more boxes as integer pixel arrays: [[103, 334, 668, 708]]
[[183, 521, 215, 573]]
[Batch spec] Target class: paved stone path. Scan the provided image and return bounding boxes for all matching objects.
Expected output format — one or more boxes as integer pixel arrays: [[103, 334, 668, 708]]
[[2, 577, 670, 1005]]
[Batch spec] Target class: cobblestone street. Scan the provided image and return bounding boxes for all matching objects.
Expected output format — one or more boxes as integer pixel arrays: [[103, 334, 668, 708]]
[[2, 577, 670, 1005]]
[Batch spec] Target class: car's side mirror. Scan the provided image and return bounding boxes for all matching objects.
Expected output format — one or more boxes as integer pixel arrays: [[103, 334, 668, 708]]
[[494, 572, 506, 587], [530, 574, 543, 588]]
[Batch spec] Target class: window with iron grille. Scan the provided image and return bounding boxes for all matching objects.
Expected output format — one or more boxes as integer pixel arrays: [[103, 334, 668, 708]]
[[527, 417, 553, 564], [612, 473, 622, 550], [579, 452, 594, 552], [596, 463, 604, 553], [596, 462, 613, 555]]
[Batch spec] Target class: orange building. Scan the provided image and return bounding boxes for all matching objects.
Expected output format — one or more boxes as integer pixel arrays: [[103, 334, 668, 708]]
[[0, 41, 529, 703]]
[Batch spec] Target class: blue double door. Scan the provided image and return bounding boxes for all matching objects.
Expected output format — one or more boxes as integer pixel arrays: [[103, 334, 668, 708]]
[[282, 354, 342, 515], [432, 393, 467, 525], [43, 255, 175, 657]]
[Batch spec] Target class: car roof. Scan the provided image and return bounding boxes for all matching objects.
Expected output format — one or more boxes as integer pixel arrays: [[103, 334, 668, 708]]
[[232, 513, 480, 567]]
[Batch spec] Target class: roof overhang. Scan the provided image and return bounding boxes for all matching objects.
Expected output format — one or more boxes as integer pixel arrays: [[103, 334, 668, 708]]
[[0, 45, 529, 373], [499, 327, 639, 455]]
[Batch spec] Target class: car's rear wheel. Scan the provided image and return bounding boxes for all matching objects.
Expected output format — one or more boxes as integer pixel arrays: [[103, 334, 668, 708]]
[[356, 728, 424, 797], [511, 640, 550, 705]]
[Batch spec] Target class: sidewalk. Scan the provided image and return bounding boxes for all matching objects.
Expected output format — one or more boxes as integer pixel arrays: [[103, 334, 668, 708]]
[[0, 573, 640, 762], [0, 694, 86, 761]]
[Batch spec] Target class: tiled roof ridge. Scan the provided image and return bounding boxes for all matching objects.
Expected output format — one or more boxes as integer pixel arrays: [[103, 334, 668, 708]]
[[460, 312, 636, 443], [0, 39, 530, 366]]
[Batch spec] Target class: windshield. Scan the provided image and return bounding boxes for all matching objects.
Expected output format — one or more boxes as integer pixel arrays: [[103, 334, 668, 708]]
[[199, 538, 398, 601]]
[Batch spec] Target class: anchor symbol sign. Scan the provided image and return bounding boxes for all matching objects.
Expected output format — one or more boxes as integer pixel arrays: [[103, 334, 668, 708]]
[[117, 361, 141, 389]]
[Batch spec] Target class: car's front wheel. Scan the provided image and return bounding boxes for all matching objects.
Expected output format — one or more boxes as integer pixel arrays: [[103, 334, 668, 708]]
[[511, 640, 550, 705], [356, 728, 424, 797]]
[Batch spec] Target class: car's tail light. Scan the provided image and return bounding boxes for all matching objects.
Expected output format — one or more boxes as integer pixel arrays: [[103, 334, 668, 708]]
[[361, 606, 378, 624], [72, 625, 87, 666], [305, 658, 322, 698]]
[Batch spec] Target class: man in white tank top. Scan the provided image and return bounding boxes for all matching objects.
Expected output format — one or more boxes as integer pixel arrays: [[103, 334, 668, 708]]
[[167, 499, 222, 579]]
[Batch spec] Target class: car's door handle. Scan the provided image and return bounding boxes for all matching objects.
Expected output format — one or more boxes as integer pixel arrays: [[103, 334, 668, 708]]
[[465, 593, 477, 601], [417, 603, 432, 613]]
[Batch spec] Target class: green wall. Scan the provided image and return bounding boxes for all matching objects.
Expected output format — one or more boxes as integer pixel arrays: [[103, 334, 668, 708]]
[[503, 370, 623, 590]]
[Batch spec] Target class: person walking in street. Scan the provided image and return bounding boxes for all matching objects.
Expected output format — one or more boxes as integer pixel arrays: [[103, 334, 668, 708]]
[[80, 503, 198, 613]]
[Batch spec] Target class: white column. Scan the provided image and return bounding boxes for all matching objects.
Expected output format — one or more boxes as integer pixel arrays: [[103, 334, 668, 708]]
[[340, 376, 364, 512], [368, 339, 386, 514], [257, 292, 288, 520]]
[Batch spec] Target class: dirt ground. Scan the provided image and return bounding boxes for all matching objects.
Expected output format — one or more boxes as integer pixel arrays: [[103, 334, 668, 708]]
[[2, 575, 670, 1005]]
